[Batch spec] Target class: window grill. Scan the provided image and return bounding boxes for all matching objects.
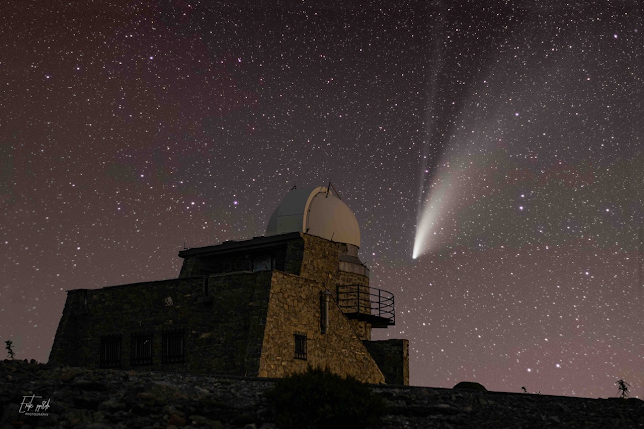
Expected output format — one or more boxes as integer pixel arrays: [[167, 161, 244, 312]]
[[100, 335, 122, 368], [294, 332, 307, 360], [162, 329, 185, 363], [130, 332, 153, 366]]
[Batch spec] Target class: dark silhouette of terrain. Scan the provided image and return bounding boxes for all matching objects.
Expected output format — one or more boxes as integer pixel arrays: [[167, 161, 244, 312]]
[[2, 360, 643, 428]]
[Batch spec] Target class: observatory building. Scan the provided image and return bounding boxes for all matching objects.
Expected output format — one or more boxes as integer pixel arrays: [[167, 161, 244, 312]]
[[49, 186, 409, 384]]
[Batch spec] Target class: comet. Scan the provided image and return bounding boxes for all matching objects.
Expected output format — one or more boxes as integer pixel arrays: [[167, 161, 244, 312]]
[[413, 154, 468, 259]]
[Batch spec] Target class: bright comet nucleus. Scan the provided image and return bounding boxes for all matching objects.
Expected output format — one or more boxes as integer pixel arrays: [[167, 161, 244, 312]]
[[413, 178, 451, 258]]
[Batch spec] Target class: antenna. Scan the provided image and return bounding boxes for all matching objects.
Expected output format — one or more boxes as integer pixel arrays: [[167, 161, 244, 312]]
[[291, 182, 297, 190]]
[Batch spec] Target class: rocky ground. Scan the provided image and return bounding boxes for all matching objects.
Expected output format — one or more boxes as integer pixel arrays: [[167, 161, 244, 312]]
[[2, 359, 644, 428]]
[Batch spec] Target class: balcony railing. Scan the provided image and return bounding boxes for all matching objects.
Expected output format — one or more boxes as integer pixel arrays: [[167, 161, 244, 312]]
[[336, 284, 395, 328]]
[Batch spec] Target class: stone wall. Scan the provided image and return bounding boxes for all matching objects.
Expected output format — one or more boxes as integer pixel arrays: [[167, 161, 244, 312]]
[[299, 234, 370, 299], [363, 339, 409, 386], [348, 320, 372, 341], [298, 234, 341, 290], [4, 361, 644, 429], [50, 278, 211, 369], [49, 273, 272, 377], [284, 238, 304, 275], [191, 272, 272, 375], [258, 271, 385, 384], [178, 257, 204, 278]]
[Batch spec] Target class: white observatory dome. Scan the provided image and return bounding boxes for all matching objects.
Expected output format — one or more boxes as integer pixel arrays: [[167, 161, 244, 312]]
[[265, 186, 361, 247]]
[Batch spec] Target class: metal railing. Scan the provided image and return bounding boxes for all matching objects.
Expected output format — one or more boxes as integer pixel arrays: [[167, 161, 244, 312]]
[[336, 284, 395, 327]]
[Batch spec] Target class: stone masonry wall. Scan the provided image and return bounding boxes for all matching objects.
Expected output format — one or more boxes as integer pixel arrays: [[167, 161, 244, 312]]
[[49, 273, 272, 377], [284, 238, 304, 275], [298, 234, 369, 300], [297, 234, 379, 342], [178, 257, 204, 278], [258, 271, 385, 384], [363, 339, 410, 386], [297, 234, 341, 290], [348, 320, 372, 341], [191, 272, 272, 375], [49, 289, 87, 367], [50, 278, 208, 368]]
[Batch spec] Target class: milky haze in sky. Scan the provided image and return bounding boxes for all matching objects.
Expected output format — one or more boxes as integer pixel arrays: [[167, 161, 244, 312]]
[[1, 0, 643, 398]]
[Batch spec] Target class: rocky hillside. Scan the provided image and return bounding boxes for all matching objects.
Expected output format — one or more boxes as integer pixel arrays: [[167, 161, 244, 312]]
[[1, 359, 644, 428]]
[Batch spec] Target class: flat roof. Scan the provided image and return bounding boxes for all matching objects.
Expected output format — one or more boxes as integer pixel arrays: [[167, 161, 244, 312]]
[[66, 276, 205, 293], [178, 232, 302, 258]]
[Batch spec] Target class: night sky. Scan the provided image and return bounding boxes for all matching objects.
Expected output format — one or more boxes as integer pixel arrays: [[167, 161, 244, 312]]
[[2, 0, 643, 398]]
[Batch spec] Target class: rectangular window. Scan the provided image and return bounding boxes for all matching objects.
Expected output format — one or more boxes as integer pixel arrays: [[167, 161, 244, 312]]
[[294, 332, 307, 360], [130, 332, 153, 366], [162, 329, 185, 363], [100, 335, 121, 368]]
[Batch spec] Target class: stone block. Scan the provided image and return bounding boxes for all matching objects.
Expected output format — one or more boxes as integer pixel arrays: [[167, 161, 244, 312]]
[[363, 339, 409, 385]]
